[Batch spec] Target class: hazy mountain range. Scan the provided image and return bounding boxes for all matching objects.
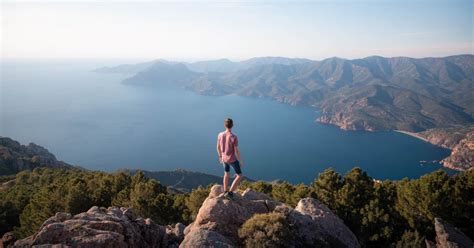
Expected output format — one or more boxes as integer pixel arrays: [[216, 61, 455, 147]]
[[95, 55, 474, 170]]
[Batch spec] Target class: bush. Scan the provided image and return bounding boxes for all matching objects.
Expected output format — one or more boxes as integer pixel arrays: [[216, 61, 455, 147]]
[[185, 186, 210, 220], [395, 231, 425, 248], [238, 212, 293, 248]]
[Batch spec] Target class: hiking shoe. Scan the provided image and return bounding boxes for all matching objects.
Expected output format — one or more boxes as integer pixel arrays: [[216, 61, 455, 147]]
[[226, 191, 234, 200]]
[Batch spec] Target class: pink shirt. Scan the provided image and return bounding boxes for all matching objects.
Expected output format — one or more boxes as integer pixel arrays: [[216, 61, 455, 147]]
[[217, 131, 239, 163]]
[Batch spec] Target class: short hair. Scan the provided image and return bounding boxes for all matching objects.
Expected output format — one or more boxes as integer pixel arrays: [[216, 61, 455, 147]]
[[224, 118, 233, 129]]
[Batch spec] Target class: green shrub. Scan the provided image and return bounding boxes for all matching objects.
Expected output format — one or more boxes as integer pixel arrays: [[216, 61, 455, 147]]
[[238, 212, 293, 248], [395, 231, 425, 248]]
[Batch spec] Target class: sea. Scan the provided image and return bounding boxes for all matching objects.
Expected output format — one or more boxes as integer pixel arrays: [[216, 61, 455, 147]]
[[0, 59, 451, 183]]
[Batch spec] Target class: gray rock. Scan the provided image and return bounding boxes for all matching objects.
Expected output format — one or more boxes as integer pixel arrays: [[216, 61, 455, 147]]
[[164, 223, 186, 248], [122, 208, 137, 221], [209, 184, 224, 198], [13, 207, 177, 248], [241, 188, 271, 201], [179, 229, 235, 248], [434, 218, 474, 248], [182, 185, 359, 248], [86, 206, 101, 214], [106, 206, 123, 218], [1, 232, 16, 248], [295, 198, 360, 248], [188, 185, 271, 244]]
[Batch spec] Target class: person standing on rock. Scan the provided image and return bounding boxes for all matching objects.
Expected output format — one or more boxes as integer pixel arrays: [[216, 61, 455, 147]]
[[217, 118, 244, 199]]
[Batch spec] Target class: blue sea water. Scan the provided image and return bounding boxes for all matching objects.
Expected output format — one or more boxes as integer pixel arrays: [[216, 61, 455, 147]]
[[0, 59, 451, 183]]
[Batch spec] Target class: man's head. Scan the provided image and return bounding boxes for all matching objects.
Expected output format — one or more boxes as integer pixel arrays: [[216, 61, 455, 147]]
[[224, 118, 233, 129]]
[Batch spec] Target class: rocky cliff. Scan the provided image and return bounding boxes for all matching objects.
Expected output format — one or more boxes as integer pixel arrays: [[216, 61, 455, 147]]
[[0, 137, 73, 176], [426, 218, 474, 248], [10, 185, 360, 248], [442, 132, 474, 171], [409, 126, 474, 171]]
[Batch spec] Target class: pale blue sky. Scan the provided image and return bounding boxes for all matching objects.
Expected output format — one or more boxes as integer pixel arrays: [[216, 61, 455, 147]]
[[2, 0, 473, 60]]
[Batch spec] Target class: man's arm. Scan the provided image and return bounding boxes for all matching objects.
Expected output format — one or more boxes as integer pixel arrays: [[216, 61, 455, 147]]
[[217, 139, 223, 163], [235, 146, 243, 166]]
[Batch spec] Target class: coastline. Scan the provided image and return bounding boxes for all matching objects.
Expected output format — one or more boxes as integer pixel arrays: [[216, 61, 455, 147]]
[[394, 130, 431, 143]]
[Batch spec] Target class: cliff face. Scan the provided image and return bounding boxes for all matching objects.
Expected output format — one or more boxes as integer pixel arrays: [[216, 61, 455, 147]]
[[11, 185, 360, 248], [442, 132, 474, 171], [0, 137, 72, 176], [428, 218, 474, 248], [415, 126, 474, 171]]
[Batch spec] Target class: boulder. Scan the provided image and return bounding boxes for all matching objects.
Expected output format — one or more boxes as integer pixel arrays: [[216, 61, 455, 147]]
[[184, 185, 272, 245], [1, 232, 16, 248], [295, 198, 360, 248], [14, 206, 184, 248], [433, 218, 474, 248], [181, 185, 360, 248], [180, 229, 234, 248], [163, 223, 186, 248]]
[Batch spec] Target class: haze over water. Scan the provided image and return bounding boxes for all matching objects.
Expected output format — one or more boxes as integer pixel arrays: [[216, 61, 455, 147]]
[[1, 60, 451, 183]]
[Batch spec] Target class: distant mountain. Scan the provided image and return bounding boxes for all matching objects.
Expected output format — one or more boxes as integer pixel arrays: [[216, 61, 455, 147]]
[[95, 57, 313, 74], [0, 137, 73, 175], [93, 59, 175, 74], [122, 62, 200, 86], [238, 56, 313, 69], [185, 59, 237, 73], [99, 54, 474, 170], [185, 55, 474, 131]]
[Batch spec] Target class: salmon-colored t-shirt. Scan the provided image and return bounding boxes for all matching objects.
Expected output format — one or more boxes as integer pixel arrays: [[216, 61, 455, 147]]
[[217, 131, 239, 163]]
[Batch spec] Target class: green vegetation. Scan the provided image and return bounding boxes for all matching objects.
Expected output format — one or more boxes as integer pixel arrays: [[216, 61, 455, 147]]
[[238, 212, 294, 248], [242, 168, 473, 247], [0, 167, 473, 248], [0, 168, 192, 237]]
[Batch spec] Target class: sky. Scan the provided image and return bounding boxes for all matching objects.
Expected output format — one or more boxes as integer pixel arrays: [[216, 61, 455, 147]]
[[1, 0, 473, 60]]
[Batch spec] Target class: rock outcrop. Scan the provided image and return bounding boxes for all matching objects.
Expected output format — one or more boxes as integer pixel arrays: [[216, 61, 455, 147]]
[[432, 218, 474, 248], [293, 198, 360, 248], [1, 232, 16, 248], [14, 207, 184, 248], [12, 186, 359, 248], [442, 132, 474, 171], [181, 185, 360, 248], [0, 137, 73, 176], [414, 126, 474, 171]]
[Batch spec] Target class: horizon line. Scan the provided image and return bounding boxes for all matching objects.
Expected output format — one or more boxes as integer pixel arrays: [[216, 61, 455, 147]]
[[1, 53, 473, 63]]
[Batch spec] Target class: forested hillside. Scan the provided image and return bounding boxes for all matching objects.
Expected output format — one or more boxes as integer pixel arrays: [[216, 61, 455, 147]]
[[1, 167, 472, 247]]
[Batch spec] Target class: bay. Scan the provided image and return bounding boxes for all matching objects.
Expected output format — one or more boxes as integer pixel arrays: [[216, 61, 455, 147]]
[[0, 60, 451, 183]]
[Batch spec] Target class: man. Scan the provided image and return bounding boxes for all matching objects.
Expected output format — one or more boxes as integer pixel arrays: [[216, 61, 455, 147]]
[[217, 118, 244, 199]]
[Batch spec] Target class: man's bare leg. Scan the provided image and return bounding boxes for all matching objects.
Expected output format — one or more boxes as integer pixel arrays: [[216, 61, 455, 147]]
[[229, 174, 242, 192], [223, 172, 230, 192]]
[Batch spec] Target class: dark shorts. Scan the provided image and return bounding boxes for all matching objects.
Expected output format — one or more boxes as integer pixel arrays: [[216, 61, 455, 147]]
[[223, 160, 242, 175]]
